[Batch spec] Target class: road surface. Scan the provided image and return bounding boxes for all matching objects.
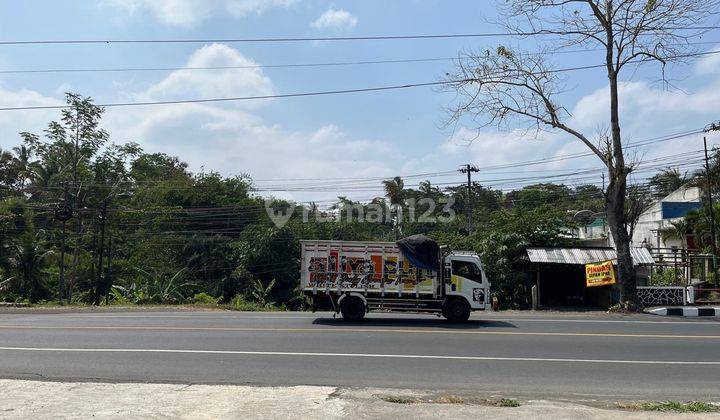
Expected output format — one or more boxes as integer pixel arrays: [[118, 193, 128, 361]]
[[0, 310, 718, 400]]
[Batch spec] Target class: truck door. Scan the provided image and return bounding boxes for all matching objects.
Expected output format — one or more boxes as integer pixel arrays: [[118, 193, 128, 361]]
[[448, 258, 487, 309]]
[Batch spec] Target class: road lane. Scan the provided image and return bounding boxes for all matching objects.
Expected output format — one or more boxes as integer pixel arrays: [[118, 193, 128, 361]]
[[0, 311, 718, 400]]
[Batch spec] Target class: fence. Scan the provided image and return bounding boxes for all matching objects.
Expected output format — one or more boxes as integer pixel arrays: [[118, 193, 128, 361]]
[[637, 286, 689, 307], [648, 248, 716, 286]]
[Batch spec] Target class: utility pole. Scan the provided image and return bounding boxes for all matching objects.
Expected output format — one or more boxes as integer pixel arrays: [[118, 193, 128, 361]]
[[54, 181, 73, 302], [459, 164, 480, 234], [105, 235, 113, 305], [59, 182, 68, 300], [95, 197, 108, 305], [703, 122, 719, 285], [70, 102, 82, 302]]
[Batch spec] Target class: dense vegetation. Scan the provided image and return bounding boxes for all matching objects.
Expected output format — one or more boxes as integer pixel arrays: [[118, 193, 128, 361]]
[[0, 94, 718, 308]]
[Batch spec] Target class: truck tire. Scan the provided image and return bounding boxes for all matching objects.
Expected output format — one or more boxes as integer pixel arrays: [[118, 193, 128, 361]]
[[443, 298, 471, 322], [340, 296, 366, 321]]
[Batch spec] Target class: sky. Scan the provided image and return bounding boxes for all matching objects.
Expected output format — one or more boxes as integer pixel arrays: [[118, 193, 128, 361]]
[[1, 0, 719, 204]]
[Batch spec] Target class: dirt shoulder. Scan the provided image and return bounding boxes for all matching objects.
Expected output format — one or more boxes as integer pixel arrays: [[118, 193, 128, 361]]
[[0, 380, 717, 420], [0, 304, 236, 314]]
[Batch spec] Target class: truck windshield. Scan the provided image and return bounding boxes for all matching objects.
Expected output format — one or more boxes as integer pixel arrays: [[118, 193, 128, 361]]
[[451, 260, 483, 283]]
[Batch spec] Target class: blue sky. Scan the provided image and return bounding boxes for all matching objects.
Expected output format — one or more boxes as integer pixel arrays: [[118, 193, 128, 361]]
[[1, 0, 719, 203]]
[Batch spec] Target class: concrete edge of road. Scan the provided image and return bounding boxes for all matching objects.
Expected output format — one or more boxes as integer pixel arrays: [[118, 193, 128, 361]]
[[646, 306, 720, 317], [2, 379, 718, 419]]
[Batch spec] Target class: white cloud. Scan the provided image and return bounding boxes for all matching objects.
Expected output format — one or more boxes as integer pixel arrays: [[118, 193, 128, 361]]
[[105, 0, 295, 27], [430, 61, 720, 189], [101, 44, 397, 201], [4, 44, 720, 202], [0, 87, 62, 150], [569, 79, 720, 140], [138, 43, 274, 107], [437, 127, 591, 173], [310, 8, 357, 30], [695, 45, 720, 75]]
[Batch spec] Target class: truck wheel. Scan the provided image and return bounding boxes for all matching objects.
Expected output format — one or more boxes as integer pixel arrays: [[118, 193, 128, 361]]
[[443, 298, 470, 322], [340, 296, 366, 322]]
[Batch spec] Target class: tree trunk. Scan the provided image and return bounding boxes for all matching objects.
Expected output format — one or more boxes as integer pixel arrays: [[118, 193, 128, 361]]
[[605, 170, 638, 307], [605, 21, 639, 307], [605, 60, 638, 310]]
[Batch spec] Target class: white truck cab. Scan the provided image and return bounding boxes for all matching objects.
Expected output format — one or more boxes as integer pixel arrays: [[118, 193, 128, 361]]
[[444, 252, 490, 311]]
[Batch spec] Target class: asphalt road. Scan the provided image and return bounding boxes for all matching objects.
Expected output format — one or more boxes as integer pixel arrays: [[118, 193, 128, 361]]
[[1, 310, 719, 400]]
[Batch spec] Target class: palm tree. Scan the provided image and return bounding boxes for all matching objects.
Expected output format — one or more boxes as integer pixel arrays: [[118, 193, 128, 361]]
[[382, 176, 405, 238], [28, 160, 62, 201], [0, 148, 16, 197], [8, 231, 53, 302], [12, 145, 33, 191], [662, 219, 691, 248]]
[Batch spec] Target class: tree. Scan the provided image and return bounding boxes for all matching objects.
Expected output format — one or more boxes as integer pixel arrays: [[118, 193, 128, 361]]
[[504, 184, 573, 210], [649, 168, 686, 198], [626, 185, 655, 239], [444, 0, 718, 307], [0, 148, 19, 199], [22, 93, 110, 300], [382, 176, 406, 238], [2, 230, 53, 303]]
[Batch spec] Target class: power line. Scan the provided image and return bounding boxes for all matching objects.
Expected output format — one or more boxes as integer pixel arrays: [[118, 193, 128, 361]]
[[471, 128, 707, 171], [4, 41, 718, 76], [5, 128, 706, 196], [0, 57, 457, 75], [3, 49, 719, 112], [1, 26, 717, 46], [0, 81, 447, 111]]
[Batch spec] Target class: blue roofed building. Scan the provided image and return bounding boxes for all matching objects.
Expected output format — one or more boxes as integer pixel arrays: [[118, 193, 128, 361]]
[[632, 185, 702, 250]]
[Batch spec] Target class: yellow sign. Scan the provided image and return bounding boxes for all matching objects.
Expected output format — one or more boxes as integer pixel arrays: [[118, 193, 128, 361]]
[[585, 261, 616, 288]]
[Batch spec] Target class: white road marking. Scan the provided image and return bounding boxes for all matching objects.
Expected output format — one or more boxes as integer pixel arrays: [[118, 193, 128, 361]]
[[0, 325, 718, 339], [488, 317, 718, 324], [52, 315, 317, 319], [14, 313, 716, 324], [1, 346, 719, 365]]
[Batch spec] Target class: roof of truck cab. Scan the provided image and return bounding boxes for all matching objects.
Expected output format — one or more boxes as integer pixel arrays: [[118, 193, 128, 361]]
[[449, 251, 480, 257]]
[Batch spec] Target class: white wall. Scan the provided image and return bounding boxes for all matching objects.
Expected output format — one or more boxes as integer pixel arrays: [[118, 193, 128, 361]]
[[631, 186, 701, 249]]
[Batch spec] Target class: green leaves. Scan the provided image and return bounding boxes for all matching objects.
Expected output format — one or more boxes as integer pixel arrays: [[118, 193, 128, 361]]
[[250, 278, 276, 307], [645, 0, 658, 13], [496, 45, 514, 59]]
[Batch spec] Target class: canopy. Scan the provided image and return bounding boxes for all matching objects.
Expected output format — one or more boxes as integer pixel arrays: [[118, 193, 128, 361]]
[[396, 235, 440, 271], [526, 247, 655, 265]]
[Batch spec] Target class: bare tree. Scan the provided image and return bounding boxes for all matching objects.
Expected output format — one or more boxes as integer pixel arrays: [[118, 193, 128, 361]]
[[444, 0, 718, 307]]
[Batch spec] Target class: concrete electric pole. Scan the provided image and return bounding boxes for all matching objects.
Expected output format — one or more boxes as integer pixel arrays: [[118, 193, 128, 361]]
[[704, 122, 719, 284], [459, 164, 480, 235]]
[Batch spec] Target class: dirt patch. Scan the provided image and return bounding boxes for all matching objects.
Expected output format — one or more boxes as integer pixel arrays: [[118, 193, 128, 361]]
[[378, 394, 520, 407]]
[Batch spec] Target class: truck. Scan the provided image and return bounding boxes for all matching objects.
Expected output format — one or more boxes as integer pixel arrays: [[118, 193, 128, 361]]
[[300, 235, 491, 322]]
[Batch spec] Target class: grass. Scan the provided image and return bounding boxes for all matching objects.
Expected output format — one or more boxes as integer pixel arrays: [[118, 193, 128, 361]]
[[379, 394, 521, 407], [618, 401, 719, 413], [499, 398, 521, 407], [380, 396, 419, 404], [436, 395, 465, 404]]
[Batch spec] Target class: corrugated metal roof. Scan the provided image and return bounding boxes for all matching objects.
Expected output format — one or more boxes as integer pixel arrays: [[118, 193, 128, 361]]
[[526, 247, 655, 265]]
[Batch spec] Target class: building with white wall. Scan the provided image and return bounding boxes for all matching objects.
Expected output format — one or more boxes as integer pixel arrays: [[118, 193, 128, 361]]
[[632, 186, 701, 250]]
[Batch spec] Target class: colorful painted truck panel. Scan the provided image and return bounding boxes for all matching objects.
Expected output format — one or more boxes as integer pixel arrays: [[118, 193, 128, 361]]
[[301, 240, 438, 294]]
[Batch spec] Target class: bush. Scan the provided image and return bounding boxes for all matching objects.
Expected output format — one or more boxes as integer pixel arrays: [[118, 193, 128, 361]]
[[650, 268, 682, 286], [229, 294, 281, 311], [192, 292, 219, 305], [230, 294, 261, 311]]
